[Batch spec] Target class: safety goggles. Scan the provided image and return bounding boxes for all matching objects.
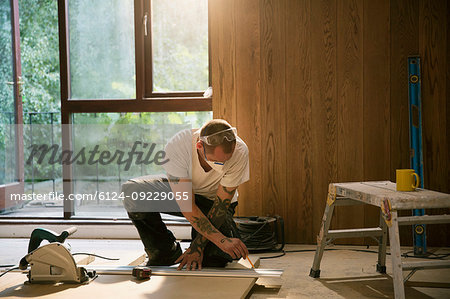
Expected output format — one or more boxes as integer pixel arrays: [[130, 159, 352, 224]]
[[199, 127, 237, 146]]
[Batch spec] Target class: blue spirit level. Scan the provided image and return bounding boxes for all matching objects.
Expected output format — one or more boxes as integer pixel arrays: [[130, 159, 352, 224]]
[[407, 56, 426, 256]]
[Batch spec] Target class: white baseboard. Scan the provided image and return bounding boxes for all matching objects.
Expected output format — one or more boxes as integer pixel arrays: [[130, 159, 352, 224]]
[[0, 223, 191, 240]]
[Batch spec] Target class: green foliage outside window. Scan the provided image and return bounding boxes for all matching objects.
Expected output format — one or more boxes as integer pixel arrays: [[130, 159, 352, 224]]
[[1, 0, 211, 189]]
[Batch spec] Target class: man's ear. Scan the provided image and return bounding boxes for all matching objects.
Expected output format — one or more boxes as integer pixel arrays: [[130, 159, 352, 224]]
[[196, 141, 203, 150]]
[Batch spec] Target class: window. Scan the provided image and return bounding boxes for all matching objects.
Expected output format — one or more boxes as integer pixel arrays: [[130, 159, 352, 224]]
[[148, 0, 209, 95], [0, 0, 212, 218], [1, 0, 212, 218], [57, 0, 212, 218], [63, 0, 211, 106], [71, 112, 211, 218], [68, 0, 136, 100]]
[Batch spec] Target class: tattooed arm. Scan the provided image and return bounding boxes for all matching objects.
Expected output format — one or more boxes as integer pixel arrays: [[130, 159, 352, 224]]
[[174, 184, 249, 270], [166, 175, 227, 250], [189, 185, 236, 251]]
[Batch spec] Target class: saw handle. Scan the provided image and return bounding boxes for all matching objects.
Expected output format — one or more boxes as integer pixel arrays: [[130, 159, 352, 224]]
[[27, 226, 78, 253], [64, 226, 78, 237]]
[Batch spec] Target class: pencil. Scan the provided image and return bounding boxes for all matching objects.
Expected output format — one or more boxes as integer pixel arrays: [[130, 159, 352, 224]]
[[246, 255, 255, 269]]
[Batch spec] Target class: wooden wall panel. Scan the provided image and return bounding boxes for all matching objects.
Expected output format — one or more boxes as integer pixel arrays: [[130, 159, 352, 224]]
[[420, 0, 448, 193], [210, 0, 237, 124], [362, 0, 390, 241], [260, 0, 287, 219], [210, 0, 450, 245], [285, 0, 313, 243], [234, 0, 262, 217], [390, 0, 419, 181], [448, 1, 450, 196], [419, 0, 450, 246], [389, 0, 419, 246], [335, 0, 364, 244], [311, 0, 338, 243]]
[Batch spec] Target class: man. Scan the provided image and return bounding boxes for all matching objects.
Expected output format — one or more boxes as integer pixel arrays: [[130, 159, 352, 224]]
[[122, 119, 249, 270]]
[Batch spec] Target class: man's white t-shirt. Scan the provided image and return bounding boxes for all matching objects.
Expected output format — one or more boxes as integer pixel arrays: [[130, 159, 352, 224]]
[[163, 129, 249, 202]]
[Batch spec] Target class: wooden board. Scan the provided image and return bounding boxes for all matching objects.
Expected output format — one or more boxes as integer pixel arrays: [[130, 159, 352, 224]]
[[0, 273, 256, 299], [209, 0, 237, 124], [310, 0, 338, 248], [362, 0, 390, 245], [333, 181, 450, 210], [234, 0, 262, 217], [389, 0, 420, 247], [260, 0, 287, 225], [335, 0, 364, 245], [419, 0, 450, 247], [209, 0, 450, 246], [285, 0, 313, 243]]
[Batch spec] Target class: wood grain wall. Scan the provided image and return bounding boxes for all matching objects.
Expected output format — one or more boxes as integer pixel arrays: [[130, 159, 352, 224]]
[[210, 0, 450, 245]]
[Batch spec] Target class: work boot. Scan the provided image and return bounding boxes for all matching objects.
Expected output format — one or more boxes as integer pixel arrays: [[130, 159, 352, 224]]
[[145, 242, 182, 266]]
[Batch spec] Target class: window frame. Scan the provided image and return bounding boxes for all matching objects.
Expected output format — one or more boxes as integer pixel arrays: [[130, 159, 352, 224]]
[[57, 0, 212, 218], [59, 0, 212, 112], [141, 0, 211, 99], [0, 0, 25, 212]]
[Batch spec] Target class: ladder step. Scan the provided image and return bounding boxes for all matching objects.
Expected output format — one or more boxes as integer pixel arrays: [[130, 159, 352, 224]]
[[402, 260, 450, 271], [398, 214, 450, 225], [334, 198, 365, 207], [327, 227, 383, 239]]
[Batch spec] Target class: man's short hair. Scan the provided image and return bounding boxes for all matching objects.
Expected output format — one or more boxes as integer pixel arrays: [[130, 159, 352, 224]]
[[200, 119, 236, 154]]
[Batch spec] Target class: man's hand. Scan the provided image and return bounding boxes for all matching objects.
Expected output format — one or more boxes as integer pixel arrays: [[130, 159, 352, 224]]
[[175, 246, 204, 271], [216, 237, 249, 260]]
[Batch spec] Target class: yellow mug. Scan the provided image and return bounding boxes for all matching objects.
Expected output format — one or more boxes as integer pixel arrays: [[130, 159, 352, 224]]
[[396, 169, 420, 191]]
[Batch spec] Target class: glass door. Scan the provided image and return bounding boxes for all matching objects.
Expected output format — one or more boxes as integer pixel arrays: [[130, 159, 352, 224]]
[[0, 0, 24, 212]]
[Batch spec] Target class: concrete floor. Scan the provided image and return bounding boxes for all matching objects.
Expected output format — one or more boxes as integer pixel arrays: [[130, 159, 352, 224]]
[[251, 244, 450, 298], [0, 239, 449, 298]]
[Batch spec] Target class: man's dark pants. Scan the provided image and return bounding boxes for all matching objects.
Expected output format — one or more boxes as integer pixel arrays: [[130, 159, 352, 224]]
[[121, 175, 240, 267]]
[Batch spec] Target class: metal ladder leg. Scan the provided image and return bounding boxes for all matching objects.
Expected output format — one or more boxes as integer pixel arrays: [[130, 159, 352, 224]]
[[309, 198, 335, 278], [389, 210, 405, 299], [377, 212, 387, 273]]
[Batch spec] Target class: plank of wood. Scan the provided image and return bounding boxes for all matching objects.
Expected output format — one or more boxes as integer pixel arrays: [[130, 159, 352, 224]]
[[210, 0, 237, 124], [336, 0, 364, 245], [447, 0, 450, 199], [285, 0, 313, 243], [390, 0, 420, 247], [260, 0, 287, 225], [234, 0, 262, 217], [390, 0, 419, 181], [0, 273, 256, 299], [419, 0, 448, 194], [362, 0, 390, 246], [311, 0, 338, 248], [419, 0, 450, 247]]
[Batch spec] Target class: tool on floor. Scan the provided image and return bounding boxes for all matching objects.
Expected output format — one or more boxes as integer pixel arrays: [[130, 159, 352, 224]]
[[18, 227, 94, 284], [408, 56, 427, 256], [8, 227, 283, 281], [132, 266, 152, 280]]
